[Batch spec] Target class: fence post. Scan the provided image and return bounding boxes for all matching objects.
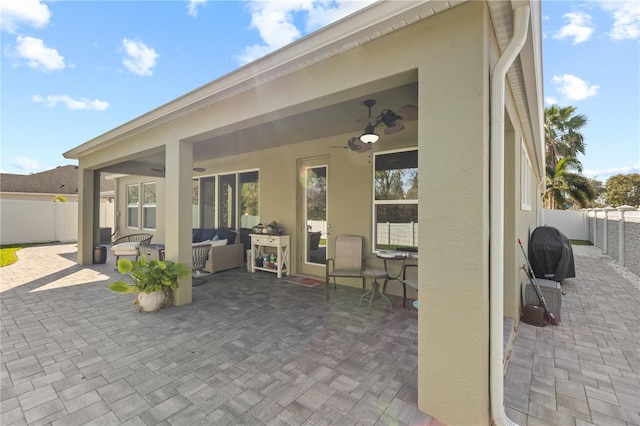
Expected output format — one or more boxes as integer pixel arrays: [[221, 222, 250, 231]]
[[617, 205, 635, 267], [603, 206, 615, 254], [592, 208, 600, 247]]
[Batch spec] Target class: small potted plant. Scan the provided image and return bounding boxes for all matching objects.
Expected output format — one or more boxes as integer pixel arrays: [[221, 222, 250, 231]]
[[109, 256, 190, 312]]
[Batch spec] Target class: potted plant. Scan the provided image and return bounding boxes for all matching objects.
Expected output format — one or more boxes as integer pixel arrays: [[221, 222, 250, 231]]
[[109, 256, 190, 312]]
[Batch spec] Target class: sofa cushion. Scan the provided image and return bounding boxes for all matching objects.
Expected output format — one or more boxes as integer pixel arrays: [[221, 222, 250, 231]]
[[192, 229, 203, 243], [201, 229, 217, 241], [210, 239, 228, 247], [216, 229, 237, 243], [193, 240, 211, 247], [111, 241, 140, 255]]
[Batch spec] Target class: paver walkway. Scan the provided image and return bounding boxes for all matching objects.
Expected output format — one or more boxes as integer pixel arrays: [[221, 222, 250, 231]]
[[1, 243, 638, 425], [505, 246, 640, 425]]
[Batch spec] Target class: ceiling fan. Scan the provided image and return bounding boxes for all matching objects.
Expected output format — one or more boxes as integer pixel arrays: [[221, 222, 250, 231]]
[[151, 167, 206, 173], [356, 99, 418, 144], [331, 137, 373, 153]]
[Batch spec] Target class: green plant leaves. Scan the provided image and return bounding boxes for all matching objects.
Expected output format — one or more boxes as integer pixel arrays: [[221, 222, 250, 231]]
[[117, 258, 134, 274], [109, 281, 138, 294]]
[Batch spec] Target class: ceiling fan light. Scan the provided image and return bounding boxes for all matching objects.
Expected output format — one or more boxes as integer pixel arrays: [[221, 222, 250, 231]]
[[360, 123, 379, 144], [360, 132, 379, 144]]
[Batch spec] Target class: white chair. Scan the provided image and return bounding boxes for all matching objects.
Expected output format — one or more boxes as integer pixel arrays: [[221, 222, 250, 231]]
[[111, 233, 153, 262]]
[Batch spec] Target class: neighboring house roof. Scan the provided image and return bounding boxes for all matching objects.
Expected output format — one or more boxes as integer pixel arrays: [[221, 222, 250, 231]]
[[0, 165, 114, 195]]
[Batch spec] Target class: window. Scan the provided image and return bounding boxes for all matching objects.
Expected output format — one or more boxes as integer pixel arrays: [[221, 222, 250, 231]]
[[240, 171, 260, 229], [373, 149, 418, 252], [142, 182, 156, 229], [194, 170, 259, 229], [192, 179, 199, 227], [219, 174, 237, 229], [521, 141, 532, 211], [126, 184, 139, 228], [200, 176, 216, 228]]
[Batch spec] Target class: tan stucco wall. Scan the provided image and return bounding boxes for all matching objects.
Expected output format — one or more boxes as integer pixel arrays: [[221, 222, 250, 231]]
[[415, 2, 492, 424]]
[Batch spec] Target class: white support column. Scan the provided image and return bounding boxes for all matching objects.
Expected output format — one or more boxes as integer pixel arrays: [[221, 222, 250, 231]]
[[164, 140, 193, 306], [617, 205, 635, 267]]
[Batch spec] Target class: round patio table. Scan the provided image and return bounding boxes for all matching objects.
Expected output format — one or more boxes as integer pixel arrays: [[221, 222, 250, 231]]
[[359, 269, 392, 314]]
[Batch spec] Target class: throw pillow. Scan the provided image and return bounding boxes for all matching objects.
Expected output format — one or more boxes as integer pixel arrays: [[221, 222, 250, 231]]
[[210, 239, 228, 247]]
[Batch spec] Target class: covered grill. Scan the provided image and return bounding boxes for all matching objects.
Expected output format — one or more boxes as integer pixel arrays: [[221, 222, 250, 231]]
[[529, 226, 575, 281]]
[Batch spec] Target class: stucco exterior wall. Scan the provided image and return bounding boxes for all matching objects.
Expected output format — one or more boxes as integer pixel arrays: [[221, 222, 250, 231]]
[[416, 2, 491, 424], [71, 1, 544, 424]]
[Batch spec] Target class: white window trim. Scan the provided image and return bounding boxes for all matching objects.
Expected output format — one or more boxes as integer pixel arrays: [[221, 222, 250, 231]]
[[126, 184, 139, 229], [521, 139, 532, 211], [142, 182, 157, 231], [372, 147, 419, 253]]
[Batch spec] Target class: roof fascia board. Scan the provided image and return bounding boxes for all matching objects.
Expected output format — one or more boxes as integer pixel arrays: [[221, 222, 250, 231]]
[[64, 0, 466, 159]]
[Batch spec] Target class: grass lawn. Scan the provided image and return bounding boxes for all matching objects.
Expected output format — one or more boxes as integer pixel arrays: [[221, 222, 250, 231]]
[[0, 245, 24, 267], [570, 240, 593, 246]]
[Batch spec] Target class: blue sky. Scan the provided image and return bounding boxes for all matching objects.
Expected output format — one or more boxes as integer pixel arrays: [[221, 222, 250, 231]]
[[1, 0, 638, 183]]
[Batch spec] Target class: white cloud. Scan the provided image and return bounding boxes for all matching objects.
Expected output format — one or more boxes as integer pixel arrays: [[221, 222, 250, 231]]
[[32, 94, 109, 111], [598, 0, 640, 40], [238, 0, 375, 64], [584, 163, 640, 179], [551, 74, 599, 101], [0, 0, 50, 33], [553, 12, 594, 44], [545, 96, 558, 106], [11, 156, 44, 172], [122, 38, 159, 76], [187, 0, 207, 17], [14, 35, 65, 72]]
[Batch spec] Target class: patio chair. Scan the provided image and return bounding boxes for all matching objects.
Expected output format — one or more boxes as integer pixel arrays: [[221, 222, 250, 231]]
[[398, 264, 418, 308], [192, 242, 211, 286], [111, 233, 153, 262], [325, 235, 365, 301]]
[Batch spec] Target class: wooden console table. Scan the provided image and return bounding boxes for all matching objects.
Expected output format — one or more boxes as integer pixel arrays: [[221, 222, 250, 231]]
[[250, 234, 290, 278]]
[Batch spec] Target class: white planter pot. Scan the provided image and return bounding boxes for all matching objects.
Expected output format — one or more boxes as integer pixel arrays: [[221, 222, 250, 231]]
[[136, 291, 167, 312]]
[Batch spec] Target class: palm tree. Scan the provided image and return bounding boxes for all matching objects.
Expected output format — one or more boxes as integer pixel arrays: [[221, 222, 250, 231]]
[[545, 105, 587, 170], [545, 157, 595, 209]]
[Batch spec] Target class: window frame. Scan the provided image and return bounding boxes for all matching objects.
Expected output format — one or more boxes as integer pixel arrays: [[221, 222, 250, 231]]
[[521, 140, 533, 211], [372, 147, 419, 253], [126, 184, 139, 229], [193, 169, 260, 230], [142, 182, 157, 230]]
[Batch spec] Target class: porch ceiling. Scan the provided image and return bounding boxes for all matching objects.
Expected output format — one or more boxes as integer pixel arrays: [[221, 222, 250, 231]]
[[102, 78, 418, 177]]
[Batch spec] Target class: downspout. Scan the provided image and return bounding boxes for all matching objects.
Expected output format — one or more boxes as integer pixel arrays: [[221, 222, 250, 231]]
[[490, 5, 530, 426]]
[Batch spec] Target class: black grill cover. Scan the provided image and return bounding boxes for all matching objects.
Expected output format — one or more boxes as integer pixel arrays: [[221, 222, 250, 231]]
[[529, 226, 575, 281]]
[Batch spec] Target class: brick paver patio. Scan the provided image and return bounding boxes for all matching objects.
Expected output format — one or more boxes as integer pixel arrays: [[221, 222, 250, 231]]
[[1, 243, 638, 425]]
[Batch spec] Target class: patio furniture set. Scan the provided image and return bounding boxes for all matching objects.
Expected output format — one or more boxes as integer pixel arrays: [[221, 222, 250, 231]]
[[325, 235, 418, 314], [110, 231, 418, 314]]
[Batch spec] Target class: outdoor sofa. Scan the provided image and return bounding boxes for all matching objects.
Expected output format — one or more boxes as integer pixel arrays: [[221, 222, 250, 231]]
[[192, 228, 245, 273]]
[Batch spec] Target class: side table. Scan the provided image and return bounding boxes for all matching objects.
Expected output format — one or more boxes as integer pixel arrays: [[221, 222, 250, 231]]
[[141, 244, 166, 261], [360, 269, 392, 314]]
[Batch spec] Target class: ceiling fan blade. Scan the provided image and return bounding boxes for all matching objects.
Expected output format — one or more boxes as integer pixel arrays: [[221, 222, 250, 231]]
[[396, 105, 418, 120], [384, 122, 405, 135], [348, 137, 373, 153]]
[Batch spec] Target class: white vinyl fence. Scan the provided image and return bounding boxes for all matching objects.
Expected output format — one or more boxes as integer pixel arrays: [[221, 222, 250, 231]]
[[541, 207, 640, 278], [0, 200, 114, 245], [541, 209, 589, 240]]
